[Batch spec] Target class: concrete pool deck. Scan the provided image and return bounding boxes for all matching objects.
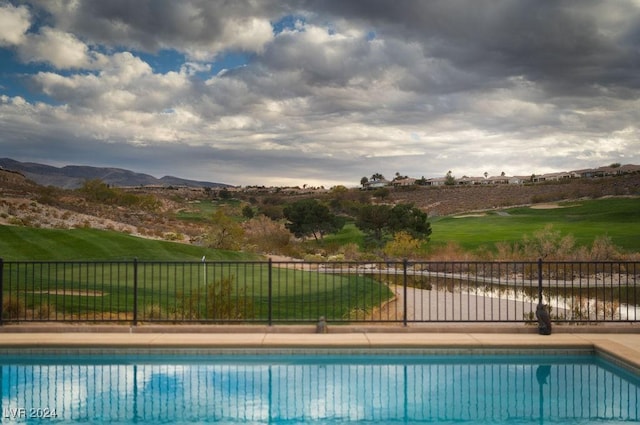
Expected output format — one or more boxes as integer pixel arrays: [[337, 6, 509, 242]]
[[1, 326, 639, 374]]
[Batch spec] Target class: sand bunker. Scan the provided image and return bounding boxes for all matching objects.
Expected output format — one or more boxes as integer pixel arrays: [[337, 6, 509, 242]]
[[27, 290, 105, 297], [530, 203, 579, 209]]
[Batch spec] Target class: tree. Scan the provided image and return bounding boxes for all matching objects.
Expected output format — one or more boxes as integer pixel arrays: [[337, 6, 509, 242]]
[[372, 187, 390, 200], [206, 210, 244, 250], [388, 203, 432, 240], [217, 188, 232, 200], [360, 176, 369, 187], [355, 204, 392, 243], [356, 203, 431, 245], [445, 170, 456, 185], [241, 205, 255, 219], [243, 215, 293, 254], [370, 172, 385, 181], [79, 179, 117, 203], [331, 185, 348, 195], [384, 231, 422, 259], [283, 199, 345, 241], [394, 172, 407, 180]]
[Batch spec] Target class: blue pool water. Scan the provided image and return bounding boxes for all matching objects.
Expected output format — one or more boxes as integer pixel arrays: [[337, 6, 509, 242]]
[[1, 352, 639, 424]]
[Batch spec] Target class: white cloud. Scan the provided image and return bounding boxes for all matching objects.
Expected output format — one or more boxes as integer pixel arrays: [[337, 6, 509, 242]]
[[185, 17, 273, 61], [18, 27, 96, 68], [0, 3, 30, 46], [1, 1, 639, 186]]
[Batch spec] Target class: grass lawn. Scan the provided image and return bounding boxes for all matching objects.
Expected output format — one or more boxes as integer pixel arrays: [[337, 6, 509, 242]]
[[429, 197, 640, 252], [0, 226, 392, 322], [0, 226, 257, 261], [311, 198, 640, 254], [175, 199, 242, 223], [4, 260, 392, 322]]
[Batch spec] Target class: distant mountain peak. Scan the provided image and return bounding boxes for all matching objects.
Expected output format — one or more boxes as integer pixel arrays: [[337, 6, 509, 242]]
[[0, 158, 230, 189]]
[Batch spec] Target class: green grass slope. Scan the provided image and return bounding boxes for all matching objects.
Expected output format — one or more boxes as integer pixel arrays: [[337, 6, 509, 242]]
[[0, 226, 259, 261], [430, 197, 640, 252]]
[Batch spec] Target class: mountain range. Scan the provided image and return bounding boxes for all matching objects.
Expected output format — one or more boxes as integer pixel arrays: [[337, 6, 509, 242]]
[[0, 158, 230, 189]]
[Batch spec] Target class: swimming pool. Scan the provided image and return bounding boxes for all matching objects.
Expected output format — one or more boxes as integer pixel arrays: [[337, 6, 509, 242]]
[[1, 352, 639, 424]]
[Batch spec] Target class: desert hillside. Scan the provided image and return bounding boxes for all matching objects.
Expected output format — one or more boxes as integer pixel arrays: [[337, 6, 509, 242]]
[[2, 167, 639, 241], [390, 173, 640, 216]]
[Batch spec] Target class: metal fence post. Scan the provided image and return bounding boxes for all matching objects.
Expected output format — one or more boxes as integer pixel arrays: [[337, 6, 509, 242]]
[[133, 258, 138, 326], [268, 258, 273, 326], [537, 258, 543, 305], [0, 258, 4, 326], [403, 259, 408, 327]]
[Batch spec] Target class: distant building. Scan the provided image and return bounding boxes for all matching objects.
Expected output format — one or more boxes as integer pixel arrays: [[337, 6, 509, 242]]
[[363, 178, 391, 189], [360, 163, 639, 189], [426, 177, 447, 186], [392, 177, 416, 187]]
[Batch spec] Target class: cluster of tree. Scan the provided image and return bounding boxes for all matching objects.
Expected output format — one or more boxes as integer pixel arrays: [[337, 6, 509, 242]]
[[282, 198, 431, 246], [283, 199, 345, 241], [79, 179, 160, 210], [355, 203, 431, 246], [199, 189, 432, 259]]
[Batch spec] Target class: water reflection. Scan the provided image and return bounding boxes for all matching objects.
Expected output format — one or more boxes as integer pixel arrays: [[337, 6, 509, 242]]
[[1, 355, 639, 424]]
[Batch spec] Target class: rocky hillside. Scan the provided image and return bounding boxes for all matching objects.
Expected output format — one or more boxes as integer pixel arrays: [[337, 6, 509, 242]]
[[390, 174, 640, 216], [0, 169, 207, 241], [2, 166, 639, 241]]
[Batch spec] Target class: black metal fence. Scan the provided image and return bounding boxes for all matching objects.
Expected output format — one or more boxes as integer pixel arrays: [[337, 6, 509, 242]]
[[1, 258, 638, 325]]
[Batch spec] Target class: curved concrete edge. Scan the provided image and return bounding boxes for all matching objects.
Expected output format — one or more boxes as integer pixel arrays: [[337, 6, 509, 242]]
[[1, 323, 639, 334], [1, 333, 639, 375], [0, 331, 636, 351]]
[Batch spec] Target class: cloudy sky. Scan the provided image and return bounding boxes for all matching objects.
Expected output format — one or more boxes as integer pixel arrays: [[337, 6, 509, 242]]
[[1, 1, 639, 187]]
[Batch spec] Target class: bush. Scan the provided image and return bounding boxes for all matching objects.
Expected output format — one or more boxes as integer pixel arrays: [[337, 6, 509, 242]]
[[32, 303, 56, 320], [205, 276, 252, 321], [492, 226, 623, 261], [383, 231, 422, 260], [2, 297, 25, 320], [521, 225, 576, 260], [172, 276, 253, 321], [339, 243, 361, 261], [589, 235, 619, 260], [428, 241, 476, 261], [243, 215, 293, 254], [143, 303, 166, 320]]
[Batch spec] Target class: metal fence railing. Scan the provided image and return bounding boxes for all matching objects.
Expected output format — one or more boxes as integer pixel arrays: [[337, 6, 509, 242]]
[[1, 258, 638, 325]]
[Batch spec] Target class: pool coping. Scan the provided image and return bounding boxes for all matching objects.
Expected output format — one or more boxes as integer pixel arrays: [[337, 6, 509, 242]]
[[1, 330, 639, 376]]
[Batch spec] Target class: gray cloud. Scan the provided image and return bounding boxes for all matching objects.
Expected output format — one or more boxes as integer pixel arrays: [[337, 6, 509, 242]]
[[33, 0, 284, 58], [1, 0, 639, 186]]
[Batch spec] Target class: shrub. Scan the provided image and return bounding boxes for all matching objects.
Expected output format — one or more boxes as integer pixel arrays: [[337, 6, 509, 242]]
[[143, 303, 166, 320], [2, 297, 25, 320], [383, 231, 422, 260], [32, 303, 56, 320], [521, 225, 576, 260], [339, 243, 361, 261], [303, 253, 325, 262], [205, 210, 244, 250], [243, 215, 293, 254], [8, 216, 24, 225], [172, 276, 253, 321], [589, 235, 619, 260], [205, 276, 252, 321], [428, 241, 476, 261]]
